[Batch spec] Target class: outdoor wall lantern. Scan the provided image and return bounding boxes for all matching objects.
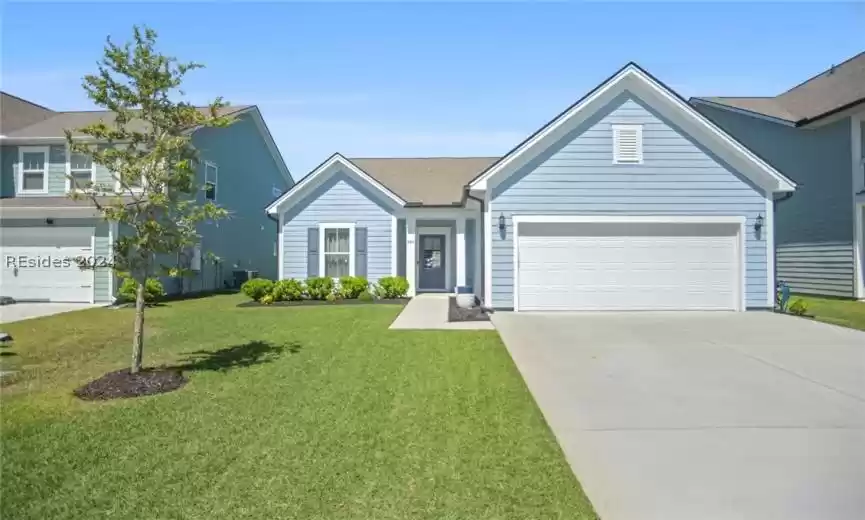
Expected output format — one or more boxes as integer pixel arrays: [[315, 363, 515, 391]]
[[755, 213, 764, 233], [498, 213, 506, 232]]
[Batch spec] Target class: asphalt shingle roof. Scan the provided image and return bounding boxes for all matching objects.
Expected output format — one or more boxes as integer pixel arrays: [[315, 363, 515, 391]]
[[3, 104, 251, 139], [694, 51, 865, 124], [348, 157, 499, 206]]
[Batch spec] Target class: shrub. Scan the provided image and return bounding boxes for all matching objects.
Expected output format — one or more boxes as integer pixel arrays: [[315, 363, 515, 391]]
[[338, 276, 368, 299], [119, 277, 165, 304], [358, 290, 374, 302], [260, 294, 275, 305], [306, 276, 334, 300], [375, 276, 409, 299], [272, 279, 304, 302], [241, 278, 274, 302], [325, 292, 338, 303], [788, 298, 808, 316]]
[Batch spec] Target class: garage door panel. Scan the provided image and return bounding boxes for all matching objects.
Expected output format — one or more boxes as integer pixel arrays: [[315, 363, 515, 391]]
[[517, 222, 740, 311], [0, 245, 94, 302]]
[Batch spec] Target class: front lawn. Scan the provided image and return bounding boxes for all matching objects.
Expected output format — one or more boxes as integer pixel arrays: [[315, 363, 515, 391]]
[[794, 295, 865, 332], [1, 294, 595, 519]]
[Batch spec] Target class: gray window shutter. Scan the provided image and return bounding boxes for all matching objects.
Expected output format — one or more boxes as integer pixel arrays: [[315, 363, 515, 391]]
[[307, 228, 319, 277], [355, 227, 367, 278]]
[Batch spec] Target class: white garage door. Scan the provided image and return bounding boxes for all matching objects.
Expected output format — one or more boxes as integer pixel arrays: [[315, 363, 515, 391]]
[[0, 246, 94, 302], [516, 220, 742, 311]]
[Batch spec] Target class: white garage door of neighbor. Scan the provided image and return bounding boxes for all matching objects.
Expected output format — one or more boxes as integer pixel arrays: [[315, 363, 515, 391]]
[[0, 246, 94, 302], [516, 221, 742, 311]]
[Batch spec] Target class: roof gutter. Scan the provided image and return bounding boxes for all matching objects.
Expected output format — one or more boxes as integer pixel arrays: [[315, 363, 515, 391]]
[[796, 97, 865, 127]]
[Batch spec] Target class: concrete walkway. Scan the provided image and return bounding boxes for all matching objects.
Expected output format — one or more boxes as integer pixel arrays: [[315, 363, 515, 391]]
[[389, 294, 494, 330], [493, 311, 865, 520], [0, 303, 102, 324]]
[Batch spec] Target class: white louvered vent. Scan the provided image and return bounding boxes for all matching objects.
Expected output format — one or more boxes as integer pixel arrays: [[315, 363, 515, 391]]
[[612, 124, 643, 164]]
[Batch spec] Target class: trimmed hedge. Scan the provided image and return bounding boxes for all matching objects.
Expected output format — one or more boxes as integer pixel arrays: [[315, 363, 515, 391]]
[[240, 275, 411, 302]]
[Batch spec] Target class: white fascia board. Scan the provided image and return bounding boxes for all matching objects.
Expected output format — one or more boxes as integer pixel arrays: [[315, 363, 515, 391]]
[[511, 215, 747, 225], [470, 64, 796, 194], [266, 153, 406, 215]]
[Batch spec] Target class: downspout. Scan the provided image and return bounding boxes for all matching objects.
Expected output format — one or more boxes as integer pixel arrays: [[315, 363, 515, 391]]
[[465, 189, 485, 307], [772, 190, 795, 303]]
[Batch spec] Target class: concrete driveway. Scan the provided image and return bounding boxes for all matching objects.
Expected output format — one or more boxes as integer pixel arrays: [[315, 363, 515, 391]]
[[492, 311, 865, 520], [0, 303, 101, 324]]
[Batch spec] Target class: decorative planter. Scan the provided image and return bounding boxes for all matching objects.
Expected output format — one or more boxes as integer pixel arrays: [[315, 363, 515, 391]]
[[455, 286, 476, 309]]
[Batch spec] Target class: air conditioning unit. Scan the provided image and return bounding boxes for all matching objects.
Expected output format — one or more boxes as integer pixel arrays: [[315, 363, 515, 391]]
[[232, 270, 259, 288]]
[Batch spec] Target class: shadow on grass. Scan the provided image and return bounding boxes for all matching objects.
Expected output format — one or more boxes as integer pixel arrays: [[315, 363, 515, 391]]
[[172, 340, 299, 372]]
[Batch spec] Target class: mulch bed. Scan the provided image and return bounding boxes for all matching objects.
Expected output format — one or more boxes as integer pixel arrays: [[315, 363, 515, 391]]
[[448, 297, 491, 322], [74, 368, 188, 401], [237, 298, 411, 308]]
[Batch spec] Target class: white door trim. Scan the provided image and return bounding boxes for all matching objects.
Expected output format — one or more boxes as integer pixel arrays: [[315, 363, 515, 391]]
[[511, 214, 747, 312], [417, 226, 451, 292]]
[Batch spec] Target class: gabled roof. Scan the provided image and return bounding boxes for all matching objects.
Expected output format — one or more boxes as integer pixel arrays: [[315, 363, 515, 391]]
[[2, 104, 251, 139], [266, 155, 498, 212], [0, 93, 292, 183], [266, 154, 407, 214], [470, 62, 796, 193], [350, 157, 498, 206], [692, 51, 865, 126], [0, 92, 55, 134]]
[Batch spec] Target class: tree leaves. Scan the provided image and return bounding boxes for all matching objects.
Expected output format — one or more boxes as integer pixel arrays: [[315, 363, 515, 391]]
[[65, 25, 232, 281]]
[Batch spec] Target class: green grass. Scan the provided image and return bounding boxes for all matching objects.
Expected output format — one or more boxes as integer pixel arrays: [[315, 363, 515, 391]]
[[793, 295, 865, 332], [0, 294, 595, 519]]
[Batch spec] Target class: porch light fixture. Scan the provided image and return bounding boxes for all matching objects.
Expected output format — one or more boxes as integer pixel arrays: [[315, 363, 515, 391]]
[[755, 214, 764, 232], [498, 213, 506, 232]]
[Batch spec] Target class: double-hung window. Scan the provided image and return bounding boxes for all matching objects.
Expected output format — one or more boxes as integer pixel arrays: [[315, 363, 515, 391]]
[[204, 161, 218, 201], [68, 148, 95, 192], [320, 223, 355, 278], [18, 146, 49, 194]]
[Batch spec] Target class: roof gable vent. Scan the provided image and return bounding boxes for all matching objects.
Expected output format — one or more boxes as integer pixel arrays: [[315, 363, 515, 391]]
[[612, 124, 643, 164]]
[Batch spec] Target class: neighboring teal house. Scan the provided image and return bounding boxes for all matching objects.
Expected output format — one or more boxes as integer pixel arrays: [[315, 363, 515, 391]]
[[268, 63, 795, 311], [692, 52, 865, 300], [0, 92, 292, 303]]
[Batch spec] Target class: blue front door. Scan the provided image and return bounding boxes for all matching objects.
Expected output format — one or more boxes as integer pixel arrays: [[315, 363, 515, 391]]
[[418, 234, 446, 290]]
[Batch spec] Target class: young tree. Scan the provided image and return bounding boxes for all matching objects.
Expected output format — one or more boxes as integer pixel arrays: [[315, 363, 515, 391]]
[[66, 26, 233, 373]]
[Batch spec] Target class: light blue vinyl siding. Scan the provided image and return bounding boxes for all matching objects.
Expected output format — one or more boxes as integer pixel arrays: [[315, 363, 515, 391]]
[[1, 144, 123, 196], [93, 221, 112, 303], [491, 93, 770, 309], [696, 104, 855, 297], [1, 144, 69, 196], [191, 113, 291, 285], [282, 171, 393, 283], [1, 146, 17, 197]]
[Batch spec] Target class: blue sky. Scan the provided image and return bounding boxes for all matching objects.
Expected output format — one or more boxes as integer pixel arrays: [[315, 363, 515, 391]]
[[2, 2, 864, 178]]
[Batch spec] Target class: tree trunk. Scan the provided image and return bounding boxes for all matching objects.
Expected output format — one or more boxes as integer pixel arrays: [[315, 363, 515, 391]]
[[131, 280, 146, 373]]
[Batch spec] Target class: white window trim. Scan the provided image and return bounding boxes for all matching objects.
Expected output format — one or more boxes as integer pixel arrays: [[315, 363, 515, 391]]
[[204, 160, 218, 202], [17, 146, 50, 194], [510, 214, 746, 312], [611, 124, 644, 164], [66, 145, 96, 193], [319, 222, 355, 278]]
